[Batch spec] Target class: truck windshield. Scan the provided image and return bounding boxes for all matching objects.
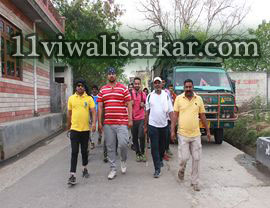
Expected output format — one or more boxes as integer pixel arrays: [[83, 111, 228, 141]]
[[174, 68, 232, 91]]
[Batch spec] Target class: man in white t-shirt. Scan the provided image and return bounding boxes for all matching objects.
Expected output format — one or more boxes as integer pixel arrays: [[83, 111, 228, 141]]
[[144, 77, 174, 178]]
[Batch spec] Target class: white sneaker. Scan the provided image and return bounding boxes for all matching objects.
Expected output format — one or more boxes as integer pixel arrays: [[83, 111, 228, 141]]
[[107, 170, 117, 180], [121, 161, 127, 174]]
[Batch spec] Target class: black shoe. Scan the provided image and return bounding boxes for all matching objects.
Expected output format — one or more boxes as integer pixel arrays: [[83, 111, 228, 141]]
[[68, 175, 76, 185], [82, 168, 89, 178], [104, 157, 108, 163], [153, 170, 161, 178]]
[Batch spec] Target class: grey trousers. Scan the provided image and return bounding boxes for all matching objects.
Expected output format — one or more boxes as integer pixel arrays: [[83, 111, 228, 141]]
[[104, 125, 129, 171]]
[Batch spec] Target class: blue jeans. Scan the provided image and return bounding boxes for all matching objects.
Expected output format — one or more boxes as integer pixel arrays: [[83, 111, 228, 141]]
[[148, 125, 167, 171]]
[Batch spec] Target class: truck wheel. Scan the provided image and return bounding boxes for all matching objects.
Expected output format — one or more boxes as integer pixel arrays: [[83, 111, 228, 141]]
[[214, 128, 224, 144]]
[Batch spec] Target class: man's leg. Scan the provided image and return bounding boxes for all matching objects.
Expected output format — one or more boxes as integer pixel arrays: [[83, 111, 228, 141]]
[[148, 125, 160, 173], [70, 130, 80, 173], [80, 131, 90, 177], [190, 136, 202, 187], [80, 131, 89, 167], [116, 125, 129, 174], [165, 122, 170, 151], [159, 126, 167, 166], [116, 125, 129, 161], [104, 125, 117, 171], [103, 139, 108, 163], [138, 120, 145, 157], [132, 120, 140, 160], [178, 135, 191, 180]]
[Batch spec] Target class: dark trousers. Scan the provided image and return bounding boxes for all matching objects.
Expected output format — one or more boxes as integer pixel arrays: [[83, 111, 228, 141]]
[[70, 130, 89, 173], [165, 120, 171, 151], [148, 125, 168, 171], [131, 120, 145, 155]]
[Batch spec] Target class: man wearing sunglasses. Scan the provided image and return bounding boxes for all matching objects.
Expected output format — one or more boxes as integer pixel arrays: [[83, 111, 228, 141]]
[[98, 67, 132, 180], [67, 79, 96, 185]]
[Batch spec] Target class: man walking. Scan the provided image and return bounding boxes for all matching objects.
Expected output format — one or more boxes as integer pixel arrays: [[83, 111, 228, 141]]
[[171, 79, 211, 191], [67, 79, 96, 185], [145, 77, 173, 178], [168, 84, 177, 104], [98, 67, 132, 180], [91, 85, 102, 144], [131, 77, 146, 162]]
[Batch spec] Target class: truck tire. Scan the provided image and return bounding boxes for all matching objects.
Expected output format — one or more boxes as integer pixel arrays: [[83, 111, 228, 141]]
[[214, 128, 224, 144]]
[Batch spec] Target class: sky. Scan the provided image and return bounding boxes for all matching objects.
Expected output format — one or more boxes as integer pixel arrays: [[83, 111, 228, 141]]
[[114, 0, 270, 78]]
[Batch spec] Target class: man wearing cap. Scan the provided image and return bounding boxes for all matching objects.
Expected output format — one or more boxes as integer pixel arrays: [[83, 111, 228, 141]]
[[98, 67, 132, 180], [67, 79, 96, 185], [144, 77, 174, 178]]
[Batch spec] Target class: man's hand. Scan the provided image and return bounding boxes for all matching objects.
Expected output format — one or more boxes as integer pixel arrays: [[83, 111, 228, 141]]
[[207, 130, 211, 142], [128, 119, 133, 128], [140, 102, 145, 108], [98, 122, 103, 134], [171, 131, 176, 143], [66, 122, 71, 131], [144, 125, 148, 135], [92, 124, 96, 132]]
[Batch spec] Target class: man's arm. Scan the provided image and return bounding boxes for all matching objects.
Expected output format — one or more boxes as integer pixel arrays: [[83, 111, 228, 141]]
[[90, 107, 96, 132], [127, 101, 133, 128], [67, 110, 72, 130], [200, 113, 211, 141], [170, 111, 179, 141], [98, 102, 103, 133]]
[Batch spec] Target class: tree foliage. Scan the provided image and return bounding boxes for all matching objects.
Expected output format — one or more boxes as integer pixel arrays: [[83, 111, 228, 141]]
[[224, 20, 270, 72], [52, 0, 130, 87]]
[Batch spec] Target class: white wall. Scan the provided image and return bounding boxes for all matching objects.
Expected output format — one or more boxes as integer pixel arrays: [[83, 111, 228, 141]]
[[54, 65, 73, 101], [228, 72, 268, 106]]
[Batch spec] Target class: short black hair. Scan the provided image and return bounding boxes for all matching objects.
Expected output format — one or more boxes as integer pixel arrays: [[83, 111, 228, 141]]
[[134, 77, 141, 82], [168, 84, 173, 88], [92, 85, 98, 90], [74, 79, 86, 87], [184, 79, 193, 85]]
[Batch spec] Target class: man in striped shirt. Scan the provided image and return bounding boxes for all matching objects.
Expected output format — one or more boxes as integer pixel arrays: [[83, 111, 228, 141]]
[[98, 67, 133, 180]]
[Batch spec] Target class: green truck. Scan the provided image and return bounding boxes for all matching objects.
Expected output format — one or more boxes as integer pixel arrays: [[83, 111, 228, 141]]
[[153, 58, 238, 144]]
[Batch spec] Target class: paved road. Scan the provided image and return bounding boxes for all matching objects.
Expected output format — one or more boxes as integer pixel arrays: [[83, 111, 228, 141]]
[[0, 132, 270, 208]]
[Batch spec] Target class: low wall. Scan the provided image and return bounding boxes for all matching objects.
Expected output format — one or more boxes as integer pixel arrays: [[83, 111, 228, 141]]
[[0, 113, 63, 161]]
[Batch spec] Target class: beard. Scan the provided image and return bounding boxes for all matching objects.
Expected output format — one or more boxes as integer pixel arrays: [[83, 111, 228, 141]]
[[185, 90, 193, 96], [109, 78, 115, 83]]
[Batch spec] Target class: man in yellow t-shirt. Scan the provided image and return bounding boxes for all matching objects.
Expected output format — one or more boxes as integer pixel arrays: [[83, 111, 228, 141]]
[[171, 79, 210, 191], [67, 79, 96, 185]]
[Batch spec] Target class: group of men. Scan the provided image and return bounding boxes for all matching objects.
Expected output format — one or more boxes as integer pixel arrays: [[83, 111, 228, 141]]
[[67, 66, 211, 191]]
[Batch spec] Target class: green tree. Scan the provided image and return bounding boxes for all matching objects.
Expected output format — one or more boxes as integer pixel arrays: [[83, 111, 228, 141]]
[[224, 20, 270, 72], [52, 0, 130, 88]]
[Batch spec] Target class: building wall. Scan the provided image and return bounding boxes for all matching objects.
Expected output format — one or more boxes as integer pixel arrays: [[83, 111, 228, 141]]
[[228, 72, 269, 106], [0, 0, 50, 123], [55, 65, 73, 101]]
